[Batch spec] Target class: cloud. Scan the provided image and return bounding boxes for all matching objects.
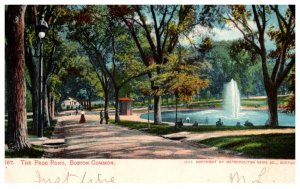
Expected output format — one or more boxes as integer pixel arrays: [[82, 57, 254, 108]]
[[179, 25, 243, 46], [212, 26, 244, 41], [179, 20, 259, 46]]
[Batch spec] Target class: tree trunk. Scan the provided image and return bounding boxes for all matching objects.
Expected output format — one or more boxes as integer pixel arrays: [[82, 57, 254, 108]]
[[154, 95, 162, 124], [104, 89, 109, 112], [49, 94, 55, 121], [48, 93, 52, 120], [43, 82, 50, 127], [25, 45, 40, 137], [32, 65, 40, 135], [175, 96, 178, 123], [6, 5, 31, 150], [260, 48, 279, 127], [47, 86, 52, 121], [50, 96, 55, 119], [88, 99, 91, 110], [114, 90, 120, 123], [266, 89, 279, 127]]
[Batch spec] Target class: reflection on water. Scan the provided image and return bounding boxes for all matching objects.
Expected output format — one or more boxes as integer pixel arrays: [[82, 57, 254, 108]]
[[140, 110, 295, 126]]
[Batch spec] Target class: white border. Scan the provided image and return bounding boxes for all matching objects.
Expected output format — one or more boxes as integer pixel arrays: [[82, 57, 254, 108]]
[[1, 1, 299, 188]]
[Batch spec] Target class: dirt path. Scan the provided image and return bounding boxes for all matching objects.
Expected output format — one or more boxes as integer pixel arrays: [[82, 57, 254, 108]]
[[44, 112, 244, 159], [43, 111, 294, 159]]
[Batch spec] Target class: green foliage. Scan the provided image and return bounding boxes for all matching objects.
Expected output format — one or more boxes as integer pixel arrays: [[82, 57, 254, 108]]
[[202, 40, 264, 98], [48, 41, 102, 103], [150, 46, 209, 102], [224, 5, 295, 127], [26, 119, 57, 138], [283, 70, 295, 113], [67, 5, 152, 114], [26, 89, 32, 112], [201, 134, 295, 159], [5, 145, 44, 158], [108, 5, 207, 101]]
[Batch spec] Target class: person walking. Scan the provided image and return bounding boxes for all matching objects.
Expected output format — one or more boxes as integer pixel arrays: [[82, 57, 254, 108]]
[[100, 110, 104, 124], [79, 111, 86, 123], [104, 110, 109, 124]]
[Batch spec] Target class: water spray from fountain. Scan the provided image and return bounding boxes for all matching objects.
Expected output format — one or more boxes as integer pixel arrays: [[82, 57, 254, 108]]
[[140, 78, 295, 126], [223, 79, 240, 118]]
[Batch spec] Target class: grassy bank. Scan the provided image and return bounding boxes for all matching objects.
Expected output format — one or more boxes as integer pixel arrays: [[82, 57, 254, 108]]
[[133, 95, 290, 108], [117, 120, 295, 159], [27, 119, 57, 138], [200, 134, 295, 159], [117, 120, 292, 136], [5, 145, 44, 158], [5, 119, 57, 158]]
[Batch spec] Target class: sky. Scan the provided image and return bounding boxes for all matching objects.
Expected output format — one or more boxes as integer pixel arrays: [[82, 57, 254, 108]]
[[179, 5, 286, 51]]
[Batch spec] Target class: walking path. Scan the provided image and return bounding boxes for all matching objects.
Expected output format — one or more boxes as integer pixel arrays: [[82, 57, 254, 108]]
[[42, 112, 242, 159], [42, 111, 295, 159], [162, 128, 295, 142]]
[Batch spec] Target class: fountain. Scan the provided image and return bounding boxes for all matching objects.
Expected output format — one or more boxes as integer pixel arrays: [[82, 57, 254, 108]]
[[223, 79, 240, 118], [140, 79, 295, 126]]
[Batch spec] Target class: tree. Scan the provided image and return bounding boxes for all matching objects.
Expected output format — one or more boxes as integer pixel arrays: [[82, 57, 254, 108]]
[[109, 5, 202, 123], [25, 5, 69, 133], [51, 41, 102, 112], [198, 40, 263, 99], [154, 46, 209, 123], [68, 6, 149, 123], [154, 46, 209, 101], [5, 5, 31, 150], [224, 5, 295, 127]]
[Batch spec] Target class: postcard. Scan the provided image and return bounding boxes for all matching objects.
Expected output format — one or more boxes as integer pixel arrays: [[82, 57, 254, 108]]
[[3, 2, 296, 183]]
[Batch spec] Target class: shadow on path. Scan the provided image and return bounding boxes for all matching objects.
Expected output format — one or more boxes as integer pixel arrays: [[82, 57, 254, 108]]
[[44, 112, 245, 159]]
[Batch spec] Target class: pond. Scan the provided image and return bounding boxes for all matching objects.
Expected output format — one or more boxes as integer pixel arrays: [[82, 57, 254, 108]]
[[140, 110, 295, 126]]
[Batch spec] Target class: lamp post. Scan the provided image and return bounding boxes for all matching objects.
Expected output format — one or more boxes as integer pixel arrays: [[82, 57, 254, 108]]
[[37, 14, 48, 138]]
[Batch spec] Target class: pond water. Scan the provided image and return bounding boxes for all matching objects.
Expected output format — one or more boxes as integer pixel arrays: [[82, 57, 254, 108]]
[[140, 110, 295, 127]]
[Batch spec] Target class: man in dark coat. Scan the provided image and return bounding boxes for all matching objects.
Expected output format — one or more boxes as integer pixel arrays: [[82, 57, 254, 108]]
[[104, 110, 109, 124]]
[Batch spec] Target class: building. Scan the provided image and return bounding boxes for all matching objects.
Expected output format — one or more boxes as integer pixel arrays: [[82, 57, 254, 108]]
[[119, 97, 133, 115], [61, 97, 81, 110]]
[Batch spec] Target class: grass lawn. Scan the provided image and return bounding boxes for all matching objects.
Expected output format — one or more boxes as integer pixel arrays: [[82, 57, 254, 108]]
[[5, 119, 57, 158], [5, 145, 44, 158], [200, 134, 295, 159], [117, 120, 295, 159], [117, 120, 292, 136], [133, 95, 290, 108], [27, 120, 57, 138]]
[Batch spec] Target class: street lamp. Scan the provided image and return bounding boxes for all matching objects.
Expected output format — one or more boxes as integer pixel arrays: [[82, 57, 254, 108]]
[[37, 14, 48, 138]]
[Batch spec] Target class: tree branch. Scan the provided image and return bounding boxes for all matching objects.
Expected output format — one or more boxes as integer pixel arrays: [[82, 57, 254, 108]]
[[252, 5, 262, 32], [122, 17, 149, 66], [270, 5, 285, 36], [225, 14, 260, 52], [150, 5, 162, 56], [135, 6, 158, 60], [276, 56, 295, 87], [161, 6, 177, 50]]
